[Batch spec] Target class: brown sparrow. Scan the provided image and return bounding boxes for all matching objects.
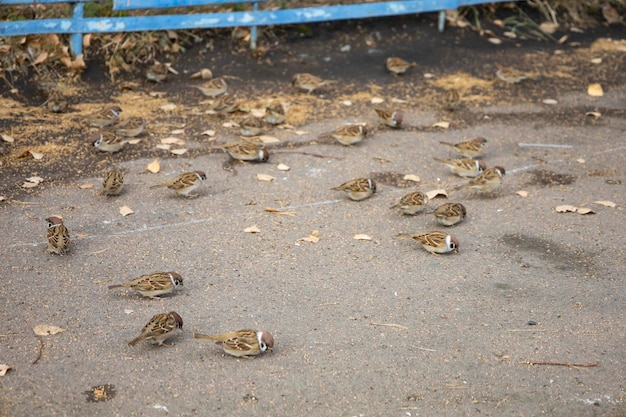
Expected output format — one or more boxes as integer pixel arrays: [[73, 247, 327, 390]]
[[239, 116, 265, 137], [194, 329, 274, 357], [128, 311, 183, 347], [433, 203, 466, 226], [325, 124, 367, 146], [439, 137, 487, 158], [602, 3, 624, 25], [385, 57, 416, 75], [441, 89, 461, 112], [145, 62, 168, 83], [495, 67, 528, 84], [291, 73, 336, 94], [209, 92, 238, 115], [264, 102, 286, 125], [373, 107, 403, 128], [220, 142, 270, 162], [150, 171, 207, 198], [391, 191, 428, 215], [395, 231, 459, 255], [91, 131, 129, 153], [115, 117, 145, 137], [433, 157, 486, 177], [108, 272, 183, 298], [194, 77, 228, 97], [454, 166, 505, 193], [331, 178, 376, 201], [101, 170, 125, 196], [45, 90, 68, 113], [46, 216, 70, 255], [86, 105, 122, 128]]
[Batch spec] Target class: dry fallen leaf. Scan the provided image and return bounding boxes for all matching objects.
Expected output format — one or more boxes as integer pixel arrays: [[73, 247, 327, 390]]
[[487, 37, 502, 45], [32, 51, 49, 65], [577, 158, 585, 163], [299, 230, 320, 243], [79, 183, 93, 189], [244, 225, 260, 233], [0, 364, 11, 376], [250, 108, 266, 118], [22, 176, 43, 188], [585, 111, 601, 118], [425, 189, 448, 199], [341, 100, 352, 106], [156, 144, 171, 150], [33, 325, 66, 336], [29, 150, 44, 160], [539, 22, 559, 34], [201, 129, 216, 137], [587, 83, 604, 97], [1, 134, 15, 143], [432, 121, 450, 129], [147, 159, 160, 173], [403, 174, 420, 182], [119, 206, 134, 216], [161, 137, 185, 145], [590, 57, 602, 64], [542, 99, 558, 105], [170, 148, 188, 155], [0, 196, 6, 202], [277, 163, 290, 171], [294, 130, 308, 136], [594, 200, 616, 208], [516, 190, 529, 197], [74, 233, 88, 238], [264, 207, 297, 216], [258, 135, 280, 144], [576, 207, 594, 215], [160, 103, 177, 111], [555, 205, 578, 213], [256, 173, 275, 182], [223, 121, 238, 128], [127, 139, 141, 145], [371, 97, 384, 104], [354, 234, 372, 241]]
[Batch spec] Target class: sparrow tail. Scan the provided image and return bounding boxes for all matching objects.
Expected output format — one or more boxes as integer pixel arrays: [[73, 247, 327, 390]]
[[439, 141, 455, 147], [107, 284, 125, 290], [149, 184, 167, 189], [128, 336, 144, 347]]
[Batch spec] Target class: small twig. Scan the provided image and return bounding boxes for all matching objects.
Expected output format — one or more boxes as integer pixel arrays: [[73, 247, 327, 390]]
[[399, 406, 420, 410], [518, 143, 573, 148], [507, 328, 548, 332], [369, 321, 408, 330], [434, 385, 467, 390], [24, 319, 43, 365], [87, 248, 108, 255], [519, 361, 600, 368], [416, 347, 437, 352], [273, 151, 342, 160]]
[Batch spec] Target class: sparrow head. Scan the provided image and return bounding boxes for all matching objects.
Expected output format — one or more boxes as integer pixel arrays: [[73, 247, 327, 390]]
[[194, 171, 207, 182], [473, 137, 488, 146], [169, 272, 184, 286], [446, 234, 460, 253], [457, 203, 467, 218], [494, 166, 506, 176], [477, 160, 487, 172], [110, 106, 123, 116], [46, 216, 64, 227], [360, 125, 368, 136], [368, 179, 377, 194], [91, 132, 103, 147], [258, 330, 274, 352], [392, 111, 403, 126], [169, 311, 183, 329], [258, 149, 270, 162]]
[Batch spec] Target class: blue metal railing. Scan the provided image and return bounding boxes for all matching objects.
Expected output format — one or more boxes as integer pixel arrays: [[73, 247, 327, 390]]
[[0, 0, 515, 55]]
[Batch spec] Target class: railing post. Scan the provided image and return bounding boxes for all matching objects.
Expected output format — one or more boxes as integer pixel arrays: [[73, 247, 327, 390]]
[[71, 2, 85, 56], [250, 1, 258, 50]]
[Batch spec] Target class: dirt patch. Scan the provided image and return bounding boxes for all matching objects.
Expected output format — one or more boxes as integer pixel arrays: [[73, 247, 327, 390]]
[[527, 169, 577, 186]]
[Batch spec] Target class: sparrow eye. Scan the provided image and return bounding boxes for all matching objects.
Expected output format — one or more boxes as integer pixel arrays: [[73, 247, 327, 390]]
[[260, 341, 267, 351], [47, 221, 53, 227], [450, 242, 457, 249]]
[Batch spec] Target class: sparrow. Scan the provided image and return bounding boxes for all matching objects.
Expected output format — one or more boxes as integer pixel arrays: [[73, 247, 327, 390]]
[[194, 329, 274, 357], [433, 203, 467, 226], [101, 170, 125, 196], [331, 178, 376, 201], [128, 311, 183, 347], [91, 131, 129, 153], [395, 231, 459, 255], [149, 171, 207, 198], [385, 57, 416, 75], [45, 90, 68, 113], [291, 73, 336, 94], [433, 157, 486, 177], [86, 105, 122, 128], [194, 77, 228, 97], [441, 89, 461, 112], [46, 216, 70, 255], [454, 166, 505, 193], [145, 62, 168, 83], [220, 142, 270, 162], [601, 3, 624, 25], [115, 117, 145, 137], [264, 102, 286, 125], [391, 191, 429, 215], [495, 67, 528, 84], [325, 124, 367, 146], [439, 137, 487, 158], [209, 92, 238, 115], [239, 116, 265, 137], [373, 107, 403, 128], [108, 272, 183, 298]]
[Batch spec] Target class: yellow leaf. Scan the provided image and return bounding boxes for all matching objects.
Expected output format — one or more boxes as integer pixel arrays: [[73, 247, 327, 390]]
[[256, 173, 275, 182], [29, 151, 44, 160], [516, 190, 529, 197], [432, 121, 450, 129], [161, 137, 185, 145], [425, 189, 448, 200], [277, 163, 290, 171], [403, 174, 420, 182], [33, 325, 66, 336], [170, 148, 188, 155], [556, 205, 577, 213], [1, 134, 14, 143], [244, 225, 260, 233], [79, 183, 93, 189], [0, 364, 11, 376], [354, 234, 372, 241], [593, 200, 616, 208], [587, 83, 603, 97], [576, 207, 594, 215], [146, 159, 160, 173], [119, 206, 134, 216]]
